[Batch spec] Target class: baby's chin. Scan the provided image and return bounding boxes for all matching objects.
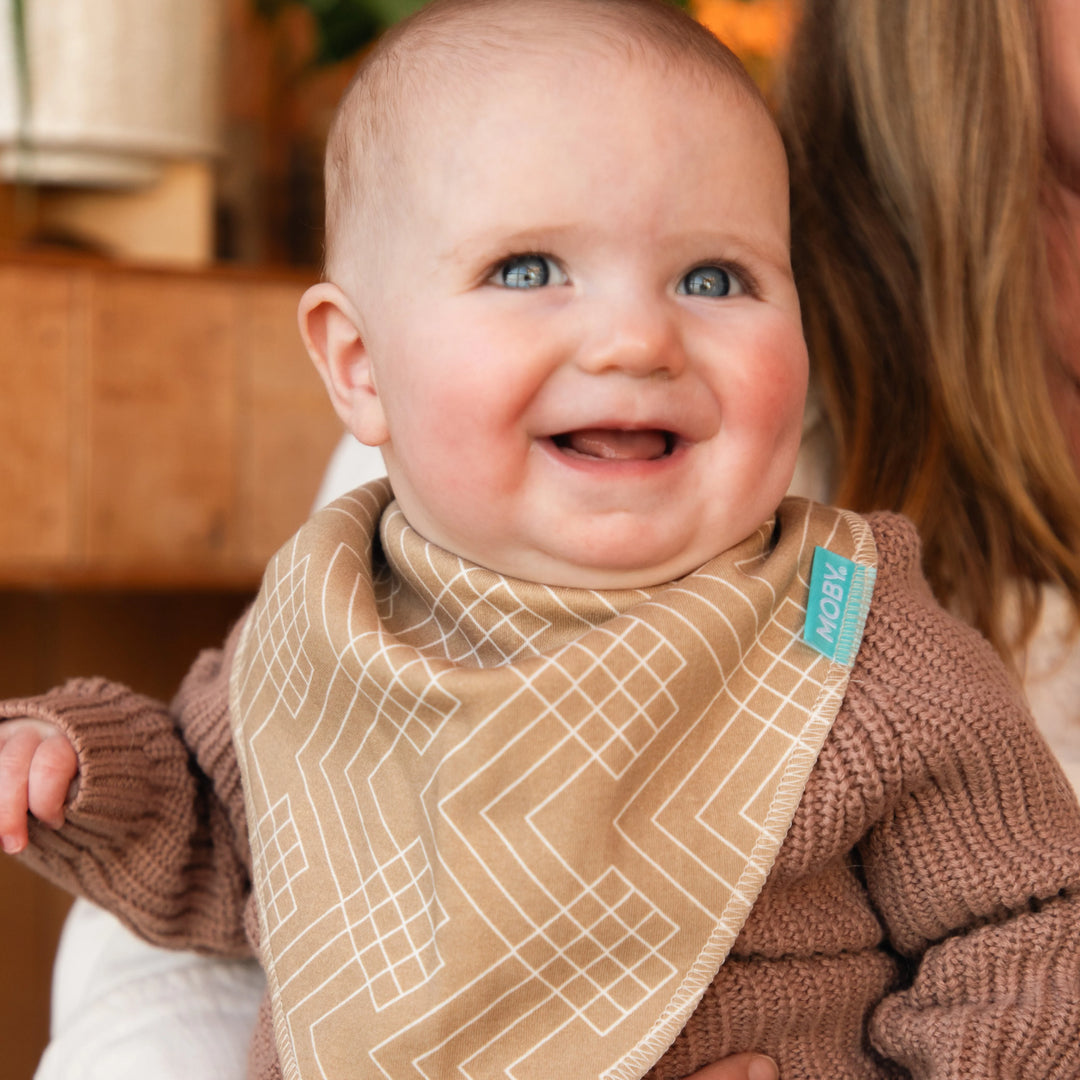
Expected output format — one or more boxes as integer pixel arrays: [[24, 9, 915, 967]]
[[450, 536, 732, 591], [390, 487, 735, 590]]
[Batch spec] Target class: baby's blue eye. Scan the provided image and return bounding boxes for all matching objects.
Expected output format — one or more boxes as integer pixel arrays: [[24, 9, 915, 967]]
[[497, 254, 556, 289], [679, 265, 740, 297]]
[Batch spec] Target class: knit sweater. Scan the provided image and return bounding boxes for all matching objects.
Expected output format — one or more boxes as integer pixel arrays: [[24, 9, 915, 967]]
[[6, 512, 1080, 1079]]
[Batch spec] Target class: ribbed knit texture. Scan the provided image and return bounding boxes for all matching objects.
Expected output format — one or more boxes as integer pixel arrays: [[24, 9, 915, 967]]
[[5, 512, 1080, 1080]]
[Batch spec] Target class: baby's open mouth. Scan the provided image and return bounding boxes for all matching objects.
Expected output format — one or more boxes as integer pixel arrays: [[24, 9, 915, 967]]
[[551, 428, 676, 461]]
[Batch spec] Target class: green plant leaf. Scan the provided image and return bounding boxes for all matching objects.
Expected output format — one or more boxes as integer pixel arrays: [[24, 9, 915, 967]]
[[258, 0, 425, 64], [262, 0, 694, 68], [363, 0, 427, 24], [309, 1, 382, 64], [253, 0, 292, 18]]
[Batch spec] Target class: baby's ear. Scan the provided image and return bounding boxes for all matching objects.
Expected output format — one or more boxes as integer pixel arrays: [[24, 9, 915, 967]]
[[298, 282, 389, 446]]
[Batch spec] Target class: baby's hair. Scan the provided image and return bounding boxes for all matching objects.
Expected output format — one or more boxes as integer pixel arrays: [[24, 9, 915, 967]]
[[323, 0, 766, 280]]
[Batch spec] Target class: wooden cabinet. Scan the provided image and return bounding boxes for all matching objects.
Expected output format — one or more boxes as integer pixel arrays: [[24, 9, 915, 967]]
[[0, 255, 343, 587], [0, 255, 346, 1079]]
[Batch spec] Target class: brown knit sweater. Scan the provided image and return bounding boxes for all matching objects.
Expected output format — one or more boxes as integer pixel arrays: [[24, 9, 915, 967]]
[[6, 513, 1080, 1079]]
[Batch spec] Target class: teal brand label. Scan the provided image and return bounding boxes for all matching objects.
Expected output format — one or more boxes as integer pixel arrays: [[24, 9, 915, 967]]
[[804, 547, 876, 666]]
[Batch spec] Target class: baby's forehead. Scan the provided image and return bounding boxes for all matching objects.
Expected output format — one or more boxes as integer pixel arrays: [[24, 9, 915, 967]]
[[375, 7, 755, 111], [325, 0, 772, 277], [358, 33, 759, 177], [343, 0, 764, 147], [422, 44, 744, 132]]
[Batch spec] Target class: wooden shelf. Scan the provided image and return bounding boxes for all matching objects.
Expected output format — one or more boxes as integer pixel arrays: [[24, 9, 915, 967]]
[[0, 254, 343, 588]]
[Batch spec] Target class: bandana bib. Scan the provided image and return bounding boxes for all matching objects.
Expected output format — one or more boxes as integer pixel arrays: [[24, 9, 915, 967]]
[[230, 481, 876, 1080]]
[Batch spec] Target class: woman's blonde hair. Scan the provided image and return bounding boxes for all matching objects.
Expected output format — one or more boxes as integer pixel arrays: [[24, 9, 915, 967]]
[[777, 0, 1080, 662]]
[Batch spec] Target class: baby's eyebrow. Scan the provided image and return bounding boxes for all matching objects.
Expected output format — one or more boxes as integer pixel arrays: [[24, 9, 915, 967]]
[[437, 222, 792, 280], [438, 223, 587, 264]]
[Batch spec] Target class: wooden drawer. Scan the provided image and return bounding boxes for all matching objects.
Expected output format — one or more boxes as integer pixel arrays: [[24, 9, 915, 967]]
[[0, 256, 342, 587]]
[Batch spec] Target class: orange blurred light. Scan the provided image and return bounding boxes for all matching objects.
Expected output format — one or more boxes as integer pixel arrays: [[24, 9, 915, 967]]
[[691, 0, 795, 60]]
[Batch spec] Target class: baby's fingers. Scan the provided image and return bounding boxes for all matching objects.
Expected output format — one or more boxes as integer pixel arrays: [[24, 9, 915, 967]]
[[0, 720, 75, 853], [27, 731, 79, 830]]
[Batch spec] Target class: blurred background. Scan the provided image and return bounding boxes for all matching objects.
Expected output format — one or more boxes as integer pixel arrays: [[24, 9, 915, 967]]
[[0, 1, 793, 1076]]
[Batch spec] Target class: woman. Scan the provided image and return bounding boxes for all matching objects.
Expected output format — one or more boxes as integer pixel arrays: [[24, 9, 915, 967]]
[[33, 0, 1080, 1076], [777, 0, 1080, 791]]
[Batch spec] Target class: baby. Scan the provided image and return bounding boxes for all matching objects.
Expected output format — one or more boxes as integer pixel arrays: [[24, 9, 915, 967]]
[[3, 1, 1080, 1078]]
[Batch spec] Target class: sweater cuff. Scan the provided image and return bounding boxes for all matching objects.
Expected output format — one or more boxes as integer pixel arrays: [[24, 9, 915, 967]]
[[1, 677, 191, 839]]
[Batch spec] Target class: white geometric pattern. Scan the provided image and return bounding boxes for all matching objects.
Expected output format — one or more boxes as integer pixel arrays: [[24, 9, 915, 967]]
[[528, 630, 681, 779], [344, 836, 445, 1010], [515, 868, 677, 1035], [351, 646, 461, 757], [251, 554, 313, 718], [228, 481, 877, 1080], [255, 795, 307, 928]]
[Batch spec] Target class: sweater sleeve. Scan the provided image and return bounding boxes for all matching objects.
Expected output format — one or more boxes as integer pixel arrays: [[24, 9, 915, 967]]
[[0, 615, 254, 958], [851, 515, 1080, 1078]]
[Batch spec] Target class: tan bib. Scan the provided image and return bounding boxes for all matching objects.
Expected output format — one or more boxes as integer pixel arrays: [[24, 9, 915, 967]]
[[230, 481, 877, 1080]]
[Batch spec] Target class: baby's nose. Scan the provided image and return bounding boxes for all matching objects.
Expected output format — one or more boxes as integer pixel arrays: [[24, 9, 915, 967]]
[[573, 297, 685, 379]]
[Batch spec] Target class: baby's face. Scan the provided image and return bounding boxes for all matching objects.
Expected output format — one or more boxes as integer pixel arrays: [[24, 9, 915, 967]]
[[351, 53, 808, 588]]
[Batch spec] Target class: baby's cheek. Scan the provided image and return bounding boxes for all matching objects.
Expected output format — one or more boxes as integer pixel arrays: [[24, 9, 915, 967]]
[[739, 353, 807, 427]]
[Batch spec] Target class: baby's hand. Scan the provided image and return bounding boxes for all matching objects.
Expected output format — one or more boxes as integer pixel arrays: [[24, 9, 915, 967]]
[[0, 719, 78, 854]]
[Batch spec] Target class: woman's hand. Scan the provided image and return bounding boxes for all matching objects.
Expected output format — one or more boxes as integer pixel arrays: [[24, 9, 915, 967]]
[[684, 1055, 779, 1080]]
